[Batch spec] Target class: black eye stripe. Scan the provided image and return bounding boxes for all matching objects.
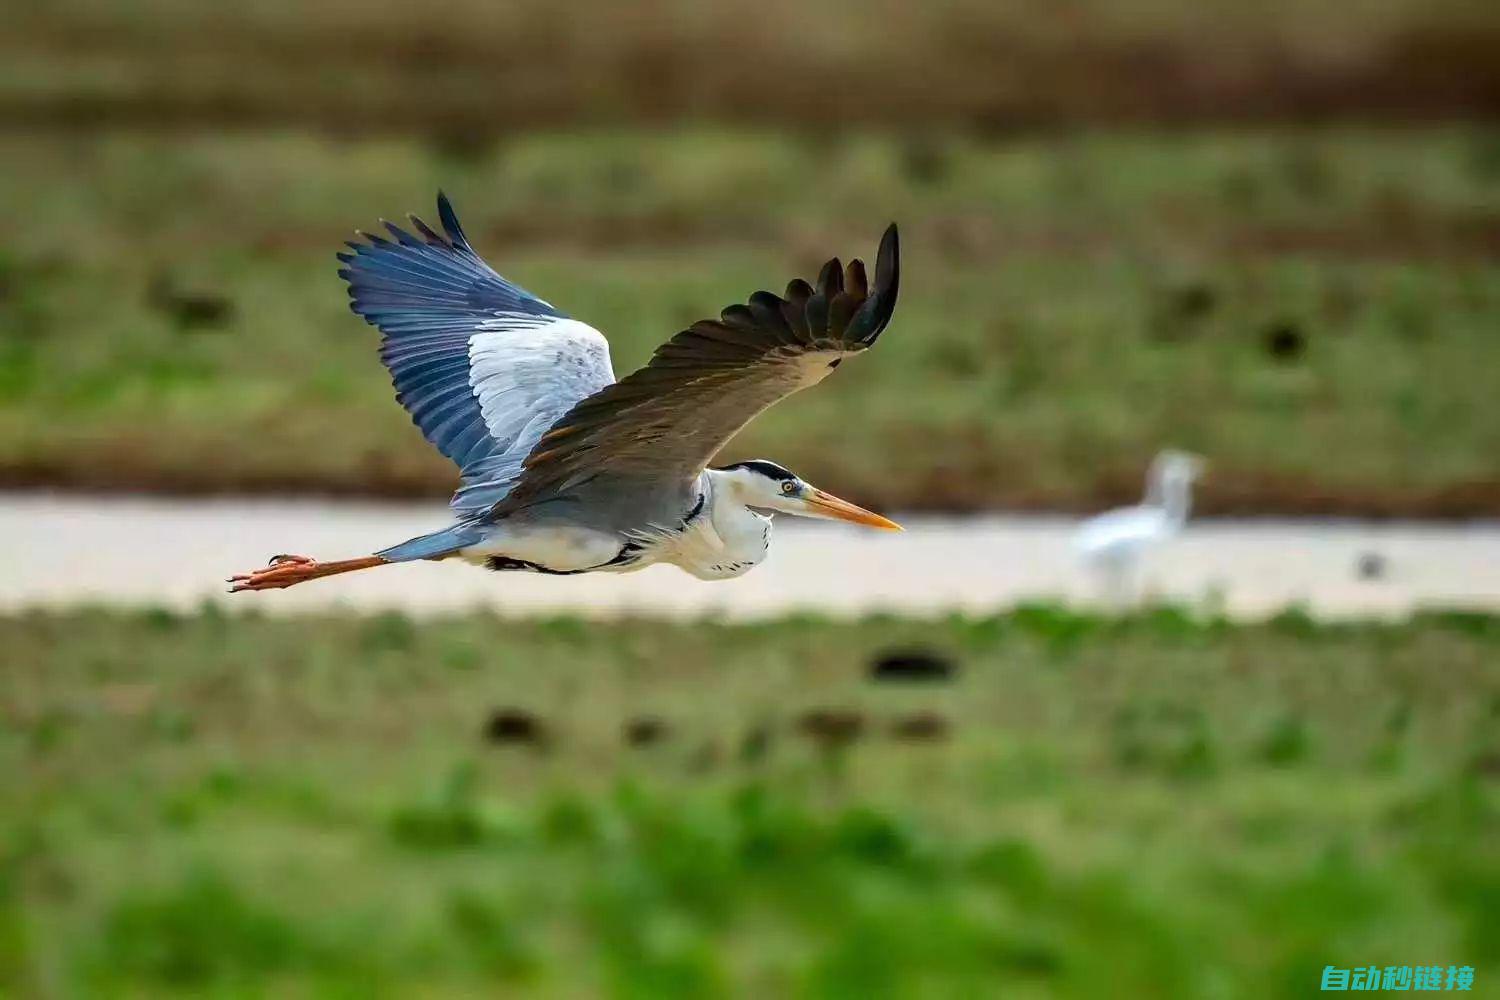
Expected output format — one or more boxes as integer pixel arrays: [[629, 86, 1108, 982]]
[[717, 459, 797, 482]]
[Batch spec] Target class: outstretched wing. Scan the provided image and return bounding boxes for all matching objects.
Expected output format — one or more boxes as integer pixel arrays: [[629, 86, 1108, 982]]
[[339, 193, 616, 514], [497, 224, 899, 512]]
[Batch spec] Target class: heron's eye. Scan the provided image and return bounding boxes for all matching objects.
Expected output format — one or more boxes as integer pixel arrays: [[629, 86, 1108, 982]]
[[781, 480, 797, 495]]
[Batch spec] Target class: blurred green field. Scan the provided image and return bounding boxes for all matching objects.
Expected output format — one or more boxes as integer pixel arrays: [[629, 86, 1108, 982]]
[[2, 127, 1499, 513], [2, 607, 1497, 996]]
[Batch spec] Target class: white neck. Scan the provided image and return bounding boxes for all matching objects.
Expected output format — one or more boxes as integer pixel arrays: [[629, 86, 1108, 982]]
[[1154, 473, 1192, 527], [660, 470, 770, 580]]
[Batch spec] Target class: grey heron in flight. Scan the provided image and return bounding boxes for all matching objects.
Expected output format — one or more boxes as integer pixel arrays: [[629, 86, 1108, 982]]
[[230, 194, 901, 592]]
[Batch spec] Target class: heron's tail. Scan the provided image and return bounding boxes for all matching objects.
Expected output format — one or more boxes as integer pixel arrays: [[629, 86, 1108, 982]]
[[376, 522, 486, 563]]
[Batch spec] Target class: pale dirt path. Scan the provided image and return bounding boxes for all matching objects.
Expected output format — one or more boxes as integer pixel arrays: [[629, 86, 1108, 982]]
[[2, 493, 1497, 620]]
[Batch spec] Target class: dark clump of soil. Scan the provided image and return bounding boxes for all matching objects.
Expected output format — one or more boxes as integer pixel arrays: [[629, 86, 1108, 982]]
[[739, 723, 773, 764], [1356, 551, 1388, 581], [1171, 282, 1218, 322], [1150, 281, 1219, 341], [1469, 750, 1500, 779], [797, 709, 865, 747], [890, 711, 951, 742], [146, 273, 234, 330], [427, 128, 498, 165], [624, 715, 669, 746], [483, 708, 547, 747], [900, 136, 951, 186], [868, 648, 957, 683], [1263, 319, 1307, 362]]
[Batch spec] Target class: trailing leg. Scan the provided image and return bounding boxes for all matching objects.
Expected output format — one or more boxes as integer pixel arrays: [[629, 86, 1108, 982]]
[[228, 554, 389, 592]]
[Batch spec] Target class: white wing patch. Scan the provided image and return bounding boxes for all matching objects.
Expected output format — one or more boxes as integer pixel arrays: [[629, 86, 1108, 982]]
[[446, 315, 617, 514], [467, 316, 615, 455]]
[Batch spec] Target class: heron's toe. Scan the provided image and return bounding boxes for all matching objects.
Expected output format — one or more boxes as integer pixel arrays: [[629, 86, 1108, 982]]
[[228, 559, 320, 592]]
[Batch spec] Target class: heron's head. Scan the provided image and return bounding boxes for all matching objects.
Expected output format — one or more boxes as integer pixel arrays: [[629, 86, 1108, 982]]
[[711, 460, 902, 531], [1145, 450, 1207, 505], [1152, 450, 1207, 484]]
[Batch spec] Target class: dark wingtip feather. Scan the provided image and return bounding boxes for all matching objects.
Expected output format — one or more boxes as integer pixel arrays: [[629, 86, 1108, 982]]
[[436, 191, 471, 251], [844, 258, 868, 299], [746, 290, 794, 341], [383, 219, 421, 246], [816, 257, 844, 298], [828, 291, 858, 336], [847, 223, 900, 345], [409, 213, 444, 244], [871, 224, 898, 301]]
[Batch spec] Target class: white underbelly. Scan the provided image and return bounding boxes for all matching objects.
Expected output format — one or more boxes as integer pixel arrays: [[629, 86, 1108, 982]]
[[458, 525, 623, 572]]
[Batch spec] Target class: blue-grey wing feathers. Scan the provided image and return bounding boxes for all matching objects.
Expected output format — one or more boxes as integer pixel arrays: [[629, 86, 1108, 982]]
[[338, 193, 615, 515]]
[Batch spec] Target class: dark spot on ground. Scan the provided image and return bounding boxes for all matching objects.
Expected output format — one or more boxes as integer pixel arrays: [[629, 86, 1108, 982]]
[[890, 711, 950, 742], [1263, 319, 1307, 361], [1356, 551, 1388, 580], [900, 136, 951, 185], [483, 708, 546, 747], [1150, 282, 1218, 341], [146, 273, 234, 330], [868, 648, 957, 683], [797, 708, 865, 746], [427, 128, 496, 164], [739, 723, 772, 763], [1468, 750, 1500, 779], [1171, 283, 1218, 322], [624, 715, 668, 746]]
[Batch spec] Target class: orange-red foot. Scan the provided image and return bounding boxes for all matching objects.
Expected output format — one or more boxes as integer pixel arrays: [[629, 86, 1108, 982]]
[[227, 554, 383, 592]]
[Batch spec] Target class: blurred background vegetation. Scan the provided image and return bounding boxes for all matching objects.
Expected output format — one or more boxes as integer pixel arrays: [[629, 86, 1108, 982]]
[[1, 0, 1498, 512], [3, 2, 1500, 996], [4, 607, 1499, 996]]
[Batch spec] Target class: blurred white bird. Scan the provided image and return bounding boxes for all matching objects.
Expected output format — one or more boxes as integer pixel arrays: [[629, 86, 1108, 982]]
[[1074, 450, 1206, 604]]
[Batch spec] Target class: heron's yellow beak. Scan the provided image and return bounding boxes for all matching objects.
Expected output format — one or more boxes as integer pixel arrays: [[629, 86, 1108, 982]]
[[803, 488, 903, 531]]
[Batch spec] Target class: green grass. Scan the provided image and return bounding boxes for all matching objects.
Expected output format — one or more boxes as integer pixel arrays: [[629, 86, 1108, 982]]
[[1, 127, 1499, 513], [2, 607, 1498, 996]]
